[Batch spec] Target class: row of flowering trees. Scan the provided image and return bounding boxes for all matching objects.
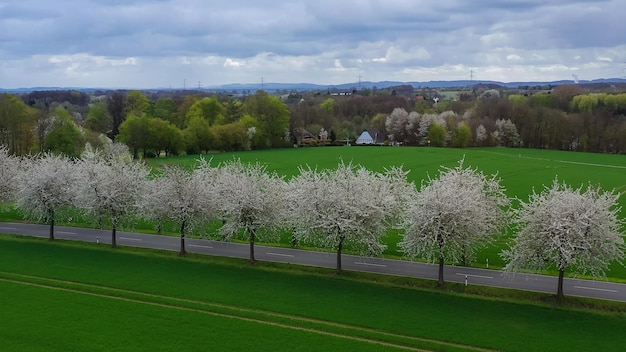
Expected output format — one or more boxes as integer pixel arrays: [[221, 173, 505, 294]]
[[384, 108, 521, 148], [0, 144, 623, 299]]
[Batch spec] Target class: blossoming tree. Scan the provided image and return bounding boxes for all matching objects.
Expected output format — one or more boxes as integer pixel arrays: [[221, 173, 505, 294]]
[[75, 145, 149, 247], [145, 163, 217, 255], [502, 178, 624, 299], [16, 153, 78, 240], [0, 146, 19, 206], [214, 159, 287, 263], [398, 159, 509, 287], [288, 161, 411, 273]]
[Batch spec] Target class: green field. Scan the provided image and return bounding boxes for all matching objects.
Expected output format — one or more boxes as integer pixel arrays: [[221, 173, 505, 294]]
[[147, 146, 626, 204], [2, 235, 626, 352]]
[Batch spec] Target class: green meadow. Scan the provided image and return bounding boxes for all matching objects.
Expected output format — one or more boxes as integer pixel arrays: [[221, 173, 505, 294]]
[[147, 146, 626, 203], [2, 235, 626, 352]]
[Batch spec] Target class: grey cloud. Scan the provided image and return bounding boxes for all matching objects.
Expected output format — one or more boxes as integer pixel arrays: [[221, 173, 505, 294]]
[[1, 0, 624, 87]]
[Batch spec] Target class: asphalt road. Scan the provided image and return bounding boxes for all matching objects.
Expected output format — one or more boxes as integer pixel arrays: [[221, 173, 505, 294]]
[[2, 222, 625, 303]]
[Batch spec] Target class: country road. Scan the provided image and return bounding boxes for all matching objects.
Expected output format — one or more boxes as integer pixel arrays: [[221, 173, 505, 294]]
[[2, 222, 625, 302]]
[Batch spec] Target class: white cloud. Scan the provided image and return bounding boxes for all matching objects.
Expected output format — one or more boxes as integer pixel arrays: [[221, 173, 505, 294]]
[[506, 54, 522, 62], [382, 46, 431, 64], [480, 32, 510, 47], [333, 59, 346, 71], [224, 58, 246, 68]]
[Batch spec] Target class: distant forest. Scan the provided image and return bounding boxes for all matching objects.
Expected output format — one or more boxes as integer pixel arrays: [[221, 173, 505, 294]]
[[1, 82, 625, 157]]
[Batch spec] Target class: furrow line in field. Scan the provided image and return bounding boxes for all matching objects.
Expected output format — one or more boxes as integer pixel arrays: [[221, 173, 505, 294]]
[[0, 271, 498, 352], [0, 276, 433, 352]]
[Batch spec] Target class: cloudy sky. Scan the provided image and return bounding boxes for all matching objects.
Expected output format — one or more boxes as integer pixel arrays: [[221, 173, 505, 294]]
[[1, 0, 625, 88]]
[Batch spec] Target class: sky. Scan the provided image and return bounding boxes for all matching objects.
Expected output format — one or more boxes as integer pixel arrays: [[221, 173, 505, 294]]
[[1, 0, 625, 89]]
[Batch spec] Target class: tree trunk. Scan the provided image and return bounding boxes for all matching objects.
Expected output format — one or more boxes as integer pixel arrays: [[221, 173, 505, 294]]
[[47, 208, 55, 240], [248, 228, 256, 264], [111, 225, 117, 248], [336, 236, 344, 274], [438, 255, 445, 288], [437, 237, 445, 288], [179, 220, 187, 256], [557, 268, 565, 300], [49, 217, 55, 241], [291, 229, 297, 247], [220, 219, 227, 241], [461, 244, 467, 266]]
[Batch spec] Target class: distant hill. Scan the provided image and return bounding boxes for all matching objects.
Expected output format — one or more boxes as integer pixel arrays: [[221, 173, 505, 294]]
[[0, 87, 107, 94], [210, 78, 626, 91], [2, 78, 625, 93]]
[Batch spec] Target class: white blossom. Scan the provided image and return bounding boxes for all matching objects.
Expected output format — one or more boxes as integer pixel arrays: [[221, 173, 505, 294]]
[[16, 153, 78, 240], [215, 159, 287, 263], [0, 146, 20, 205], [502, 178, 625, 299], [418, 113, 448, 145], [75, 149, 149, 247], [288, 161, 411, 273], [492, 119, 520, 147], [398, 159, 509, 287], [405, 111, 421, 145], [145, 163, 218, 255], [475, 124, 488, 146], [142, 177, 171, 235], [385, 108, 409, 143]]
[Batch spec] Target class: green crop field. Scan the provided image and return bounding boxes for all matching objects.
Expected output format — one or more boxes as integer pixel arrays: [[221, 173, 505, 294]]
[[147, 147, 626, 203], [2, 235, 626, 352]]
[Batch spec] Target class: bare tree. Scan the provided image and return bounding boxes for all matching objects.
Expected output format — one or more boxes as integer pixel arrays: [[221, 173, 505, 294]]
[[288, 162, 411, 273], [16, 154, 78, 240], [398, 159, 509, 287], [214, 159, 287, 263], [502, 179, 624, 300], [75, 145, 149, 247], [107, 91, 126, 139]]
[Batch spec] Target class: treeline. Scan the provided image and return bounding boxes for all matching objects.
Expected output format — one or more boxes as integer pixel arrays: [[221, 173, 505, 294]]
[[1, 84, 625, 157], [468, 87, 626, 153], [0, 90, 291, 157]]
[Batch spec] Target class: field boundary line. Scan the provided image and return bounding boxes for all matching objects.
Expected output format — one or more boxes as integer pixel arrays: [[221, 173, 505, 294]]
[[0, 271, 498, 352], [0, 276, 431, 352], [555, 160, 626, 169], [482, 151, 626, 169]]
